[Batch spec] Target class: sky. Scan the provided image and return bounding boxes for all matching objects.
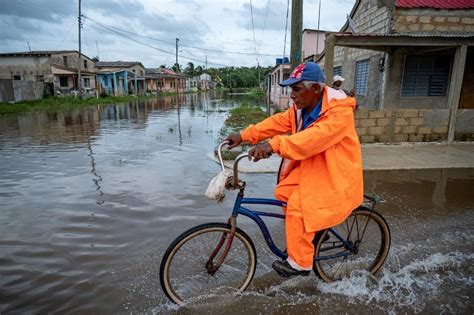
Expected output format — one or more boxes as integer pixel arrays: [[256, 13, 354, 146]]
[[0, 0, 356, 68]]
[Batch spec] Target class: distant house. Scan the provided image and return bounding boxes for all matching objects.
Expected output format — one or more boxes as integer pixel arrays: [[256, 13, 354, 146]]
[[0, 50, 97, 96], [145, 68, 188, 94], [197, 73, 216, 90], [267, 29, 327, 108], [267, 58, 291, 109], [318, 0, 474, 143], [96, 61, 146, 96]]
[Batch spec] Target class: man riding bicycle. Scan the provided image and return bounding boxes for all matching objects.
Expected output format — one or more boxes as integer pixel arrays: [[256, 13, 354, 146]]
[[225, 62, 363, 277]]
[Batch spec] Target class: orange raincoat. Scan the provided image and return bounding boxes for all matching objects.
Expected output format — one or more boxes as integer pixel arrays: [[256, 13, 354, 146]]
[[241, 86, 363, 259]]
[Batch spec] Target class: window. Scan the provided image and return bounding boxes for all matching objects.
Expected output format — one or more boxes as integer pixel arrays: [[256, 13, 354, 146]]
[[63, 56, 68, 67], [83, 60, 88, 69], [13, 75, 21, 80], [59, 76, 68, 87], [83, 78, 91, 88], [333, 66, 342, 77], [401, 55, 450, 97], [355, 59, 369, 96]]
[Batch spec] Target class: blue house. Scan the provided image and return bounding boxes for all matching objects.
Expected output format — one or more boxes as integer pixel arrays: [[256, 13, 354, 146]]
[[95, 61, 146, 96]]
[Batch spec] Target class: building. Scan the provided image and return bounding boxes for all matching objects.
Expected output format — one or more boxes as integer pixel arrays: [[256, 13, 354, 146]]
[[145, 68, 188, 94], [0, 50, 97, 97], [197, 73, 216, 91], [302, 28, 327, 62], [318, 0, 474, 143], [96, 61, 146, 96], [268, 29, 327, 108], [267, 58, 291, 108]]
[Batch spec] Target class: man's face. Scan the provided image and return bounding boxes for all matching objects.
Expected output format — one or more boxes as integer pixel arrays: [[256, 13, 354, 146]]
[[334, 80, 342, 88], [290, 82, 321, 110]]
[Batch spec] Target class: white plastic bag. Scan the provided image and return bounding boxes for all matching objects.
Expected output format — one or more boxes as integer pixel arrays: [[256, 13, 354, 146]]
[[205, 169, 232, 202]]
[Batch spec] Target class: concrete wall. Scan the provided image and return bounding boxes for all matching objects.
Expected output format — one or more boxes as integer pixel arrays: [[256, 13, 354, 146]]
[[0, 56, 52, 82], [302, 30, 325, 60], [355, 109, 450, 143], [0, 79, 43, 102], [392, 8, 474, 33], [50, 52, 95, 72], [455, 109, 474, 141], [329, 0, 390, 109]]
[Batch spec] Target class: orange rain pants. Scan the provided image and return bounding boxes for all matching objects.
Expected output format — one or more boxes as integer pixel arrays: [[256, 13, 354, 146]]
[[274, 166, 315, 270]]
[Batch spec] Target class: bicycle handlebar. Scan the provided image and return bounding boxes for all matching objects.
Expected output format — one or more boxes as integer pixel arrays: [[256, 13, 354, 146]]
[[217, 141, 249, 189]]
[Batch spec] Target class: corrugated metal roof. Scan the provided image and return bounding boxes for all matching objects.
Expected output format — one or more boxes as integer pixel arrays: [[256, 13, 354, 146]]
[[0, 50, 94, 60], [96, 61, 143, 68], [334, 32, 474, 38], [395, 0, 474, 9]]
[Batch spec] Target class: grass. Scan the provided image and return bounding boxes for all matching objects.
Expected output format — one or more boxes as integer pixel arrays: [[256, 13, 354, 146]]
[[217, 102, 269, 160], [0, 94, 162, 116], [220, 102, 269, 136], [249, 87, 265, 97]]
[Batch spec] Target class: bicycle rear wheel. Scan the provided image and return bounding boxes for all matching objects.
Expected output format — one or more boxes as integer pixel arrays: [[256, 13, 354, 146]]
[[160, 222, 257, 305], [313, 207, 391, 282]]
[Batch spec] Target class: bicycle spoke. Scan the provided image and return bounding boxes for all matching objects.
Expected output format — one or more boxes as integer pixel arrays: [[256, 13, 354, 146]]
[[313, 209, 390, 282]]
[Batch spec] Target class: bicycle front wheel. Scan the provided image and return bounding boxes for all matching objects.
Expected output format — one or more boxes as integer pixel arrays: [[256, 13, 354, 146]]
[[313, 207, 391, 282], [160, 222, 257, 305]]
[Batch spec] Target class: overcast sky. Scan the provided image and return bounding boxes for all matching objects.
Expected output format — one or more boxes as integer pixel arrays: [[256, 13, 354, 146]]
[[0, 0, 356, 68]]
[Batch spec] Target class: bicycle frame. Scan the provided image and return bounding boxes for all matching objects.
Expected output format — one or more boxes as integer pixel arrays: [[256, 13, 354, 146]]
[[207, 141, 360, 272], [232, 192, 356, 262]]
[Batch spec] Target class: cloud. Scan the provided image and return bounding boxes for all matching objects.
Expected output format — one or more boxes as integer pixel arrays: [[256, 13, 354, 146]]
[[0, 0, 74, 23], [236, 2, 288, 31]]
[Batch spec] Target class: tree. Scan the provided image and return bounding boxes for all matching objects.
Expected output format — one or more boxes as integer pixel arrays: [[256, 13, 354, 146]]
[[184, 62, 195, 76]]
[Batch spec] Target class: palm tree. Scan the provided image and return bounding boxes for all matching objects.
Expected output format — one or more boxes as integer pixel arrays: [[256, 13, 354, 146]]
[[185, 62, 195, 76]]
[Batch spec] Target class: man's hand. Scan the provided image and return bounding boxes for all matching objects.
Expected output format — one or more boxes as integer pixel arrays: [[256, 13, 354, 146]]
[[248, 143, 273, 162], [225, 134, 242, 149]]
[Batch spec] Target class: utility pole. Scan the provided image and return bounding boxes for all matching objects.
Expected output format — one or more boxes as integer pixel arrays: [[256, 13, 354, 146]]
[[78, 0, 82, 98], [205, 55, 208, 90], [315, 0, 322, 59], [290, 0, 303, 71], [27, 41, 31, 53], [95, 40, 100, 60], [175, 37, 180, 72]]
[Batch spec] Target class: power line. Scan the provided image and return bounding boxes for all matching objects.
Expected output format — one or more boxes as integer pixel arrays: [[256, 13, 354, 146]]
[[249, 0, 259, 66], [55, 19, 76, 50], [258, 0, 271, 54], [282, 0, 290, 60], [84, 16, 232, 67], [84, 15, 282, 57]]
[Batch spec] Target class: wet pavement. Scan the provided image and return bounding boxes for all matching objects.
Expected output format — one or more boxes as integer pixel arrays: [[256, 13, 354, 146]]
[[220, 142, 474, 173], [0, 93, 473, 314]]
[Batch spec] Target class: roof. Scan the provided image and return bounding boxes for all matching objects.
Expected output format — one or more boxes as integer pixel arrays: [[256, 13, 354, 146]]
[[52, 66, 96, 76], [303, 28, 330, 34], [0, 50, 94, 60], [395, 0, 474, 9], [95, 61, 144, 68], [334, 32, 474, 38]]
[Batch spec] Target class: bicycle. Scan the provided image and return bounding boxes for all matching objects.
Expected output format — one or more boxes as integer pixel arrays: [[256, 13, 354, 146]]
[[160, 141, 391, 305]]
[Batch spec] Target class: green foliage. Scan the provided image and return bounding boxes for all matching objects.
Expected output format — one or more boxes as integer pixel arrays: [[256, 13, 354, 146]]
[[249, 87, 264, 97], [176, 64, 273, 88], [219, 102, 268, 136]]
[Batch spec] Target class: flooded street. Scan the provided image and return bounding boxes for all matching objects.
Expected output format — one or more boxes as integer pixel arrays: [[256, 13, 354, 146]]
[[0, 93, 473, 314]]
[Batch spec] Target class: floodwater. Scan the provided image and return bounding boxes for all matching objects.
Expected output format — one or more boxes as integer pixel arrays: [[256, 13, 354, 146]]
[[0, 92, 472, 314]]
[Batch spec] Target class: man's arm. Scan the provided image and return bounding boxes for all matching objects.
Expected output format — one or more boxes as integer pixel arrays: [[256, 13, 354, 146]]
[[268, 107, 355, 160], [240, 108, 293, 144]]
